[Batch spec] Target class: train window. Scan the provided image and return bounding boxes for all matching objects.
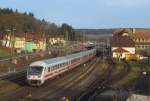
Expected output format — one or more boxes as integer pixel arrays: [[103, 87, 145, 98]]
[[61, 63, 63, 67], [60, 63, 62, 67], [59, 64, 61, 67], [55, 65, 57, 70], [53, 66, 55, 70], [53, 66, 56, 70], [55, 65, 56, 70], [54, 66, 56, 70], [53, 65, 59, 70], [56, 65, 59, 69], [51, 67, 53, 71], [71, 59, 73, 63], [29, 66, 43, 75], [48, 67, 51, 72], [64, 62, 66, 66], [63, 63, 65, 66]]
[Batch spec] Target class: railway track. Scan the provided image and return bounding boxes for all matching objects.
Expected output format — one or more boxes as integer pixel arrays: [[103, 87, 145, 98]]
[[75, 60, 132, 101], [0, 70, 27, 86], [0, 57, 99, 101], [74, 59, 116, 101], [32, 58, 98, 100], [0, 58, 133, 101], [110, 60, 132, 84]]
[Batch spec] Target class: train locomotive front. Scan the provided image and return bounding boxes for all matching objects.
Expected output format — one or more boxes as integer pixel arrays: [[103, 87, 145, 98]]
[[27, 62, 46, 86]]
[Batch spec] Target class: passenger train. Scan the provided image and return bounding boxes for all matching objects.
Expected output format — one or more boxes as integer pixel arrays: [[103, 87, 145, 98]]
[[27, 49, 96, 86]]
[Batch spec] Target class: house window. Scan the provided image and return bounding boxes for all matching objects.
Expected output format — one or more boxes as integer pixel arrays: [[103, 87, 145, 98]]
[[137, 38, 140, 42]]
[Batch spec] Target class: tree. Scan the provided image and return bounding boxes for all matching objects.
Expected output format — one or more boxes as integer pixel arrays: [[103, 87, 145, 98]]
[[15, 9, 18, 13], [0, 7, 77, 39], [60, 23, 75, 41], [29, 12, 34, 17]]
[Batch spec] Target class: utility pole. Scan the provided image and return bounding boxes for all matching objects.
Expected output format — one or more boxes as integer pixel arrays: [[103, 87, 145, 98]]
[[6, 26, 16, 56], [12, 28, 16, 56], [65, 31, 69, 55]]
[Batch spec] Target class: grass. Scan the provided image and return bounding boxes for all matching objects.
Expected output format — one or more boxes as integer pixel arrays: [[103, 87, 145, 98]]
[[126, 60, 141, 67], [112, 68, 140, 89], [112, 61, 142, 89], [0, 80, 21, 96]]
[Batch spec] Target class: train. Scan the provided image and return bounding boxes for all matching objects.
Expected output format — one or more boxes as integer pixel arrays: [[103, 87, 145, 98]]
[[27, 49, 96, 86]]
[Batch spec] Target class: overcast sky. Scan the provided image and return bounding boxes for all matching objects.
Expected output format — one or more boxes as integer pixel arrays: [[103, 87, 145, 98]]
[[0, 0, 150, 29]]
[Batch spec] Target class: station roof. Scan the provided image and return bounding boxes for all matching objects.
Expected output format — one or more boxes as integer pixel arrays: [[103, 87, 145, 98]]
[[113, 47, 129, 53]]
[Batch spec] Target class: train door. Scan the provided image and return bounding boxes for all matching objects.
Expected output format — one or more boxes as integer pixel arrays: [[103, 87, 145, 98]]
[[42, 67, 48, 82]]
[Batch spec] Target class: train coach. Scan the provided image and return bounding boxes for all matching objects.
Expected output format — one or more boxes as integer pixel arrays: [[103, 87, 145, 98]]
[[27, 49, 96, 86]]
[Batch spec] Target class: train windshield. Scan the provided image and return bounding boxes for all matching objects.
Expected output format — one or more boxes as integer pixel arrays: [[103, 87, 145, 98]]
[[28, 66, 43, 75]]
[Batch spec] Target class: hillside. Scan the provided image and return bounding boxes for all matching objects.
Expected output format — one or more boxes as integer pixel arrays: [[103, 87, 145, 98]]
[[75, 29, 112, 40], [0, 8, 76, 41], [75, 29, 112, 35], [0, 8, 62, 35]]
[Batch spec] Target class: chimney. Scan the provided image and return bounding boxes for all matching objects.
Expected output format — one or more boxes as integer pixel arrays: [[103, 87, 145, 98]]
[[132, 28, 135, 34]]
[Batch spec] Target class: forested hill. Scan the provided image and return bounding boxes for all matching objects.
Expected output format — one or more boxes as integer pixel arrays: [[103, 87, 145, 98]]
[[0, 8, 39, 33], [0, 8, 74, 37], [75, 29, 112, 35]]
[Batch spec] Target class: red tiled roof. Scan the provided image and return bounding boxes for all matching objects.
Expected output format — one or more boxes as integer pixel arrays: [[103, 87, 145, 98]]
[[48, 34, 64, 38], [113, 47, 129, 52], [131, 30, 150, 39], [111, 36, 135, 47], [113, 28, 150, 39], [14, 33, 26, 37], [112, 28, 132, 36], [25, 32, 46, 41]]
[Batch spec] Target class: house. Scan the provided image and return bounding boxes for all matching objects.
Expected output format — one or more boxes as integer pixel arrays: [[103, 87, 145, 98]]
[[111, 36, 135, 59], [48, 34, 65, 45], [33, 33, 46, 51], [131, 29, 150, 50], [14, 33, 26, 49], [113, 28, 150, 50], [25, 32, 46, 52], [2, 33, 26, 49], [1, 32, 46, 52], [0, 33, 3, 45], [127, 94, 150, 101], [2, 33, 12, 48]]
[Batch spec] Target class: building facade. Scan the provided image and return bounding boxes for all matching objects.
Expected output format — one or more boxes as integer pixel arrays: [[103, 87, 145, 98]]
[[113, 28, 150, 50], [111, 36, 135, 59]]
